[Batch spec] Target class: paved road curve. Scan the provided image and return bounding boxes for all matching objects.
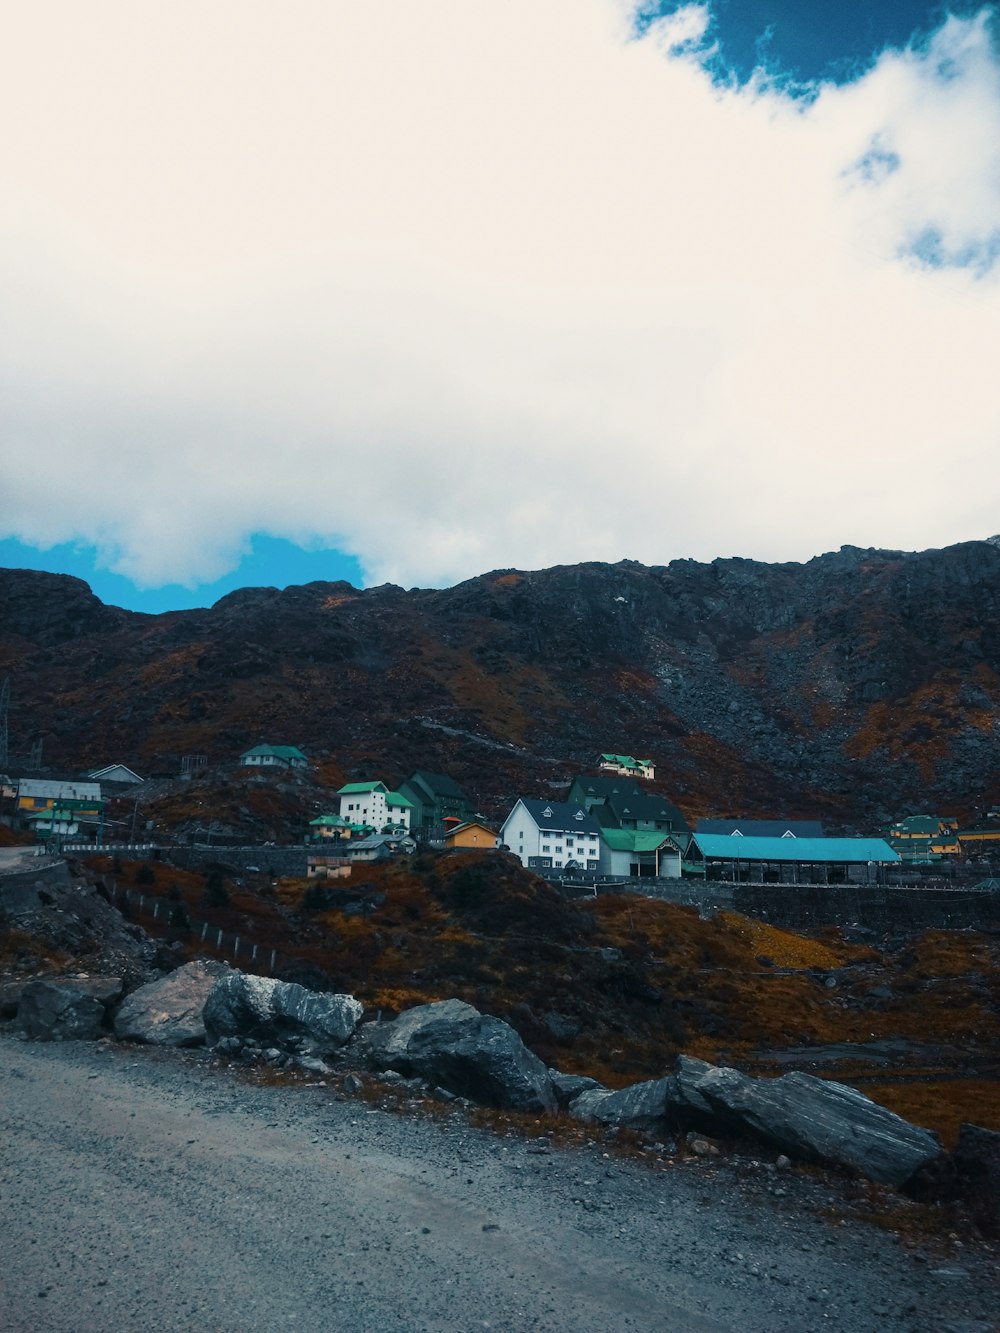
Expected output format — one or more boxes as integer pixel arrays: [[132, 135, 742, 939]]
[[1, 1037, 996, 1332]]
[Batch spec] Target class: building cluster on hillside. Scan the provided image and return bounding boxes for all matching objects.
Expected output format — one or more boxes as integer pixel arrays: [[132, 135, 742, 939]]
[[3, 739, 998, 887]]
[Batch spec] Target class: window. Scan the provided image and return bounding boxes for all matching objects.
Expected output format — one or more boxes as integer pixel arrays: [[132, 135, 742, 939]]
[[542, 844, 550, 852]]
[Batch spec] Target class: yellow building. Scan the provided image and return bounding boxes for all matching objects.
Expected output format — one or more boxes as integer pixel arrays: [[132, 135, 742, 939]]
[[443, 821, 498, 850]]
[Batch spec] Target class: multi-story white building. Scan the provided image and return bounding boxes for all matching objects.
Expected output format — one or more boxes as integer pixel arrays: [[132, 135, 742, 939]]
[[499, 799, 602, 871], [336, 781, 412, 831]]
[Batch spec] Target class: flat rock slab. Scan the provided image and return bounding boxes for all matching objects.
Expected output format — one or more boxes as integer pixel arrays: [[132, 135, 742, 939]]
[[675, 1056, 944, 1188], [363, 998, 557, 1114], [114, 959, 231, 1047]]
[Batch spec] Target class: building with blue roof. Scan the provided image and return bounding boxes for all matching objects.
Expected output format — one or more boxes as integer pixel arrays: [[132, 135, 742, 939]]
[[690, 834, 900, 884]]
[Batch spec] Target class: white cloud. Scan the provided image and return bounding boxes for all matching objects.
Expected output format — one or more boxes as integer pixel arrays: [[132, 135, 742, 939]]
[[1, 1, 999, 589]]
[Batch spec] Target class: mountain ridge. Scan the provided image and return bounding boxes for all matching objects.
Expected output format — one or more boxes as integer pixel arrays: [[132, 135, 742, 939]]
[[1, 538, 998, 826]]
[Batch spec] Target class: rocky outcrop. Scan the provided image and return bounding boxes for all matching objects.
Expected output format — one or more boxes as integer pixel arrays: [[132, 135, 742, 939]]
[[953, 1124, 1000, 1236], [3, 884, 157, 989], [568, 1075, 679, 1129], [114, 959, 231, 1047], [18, 976, 123, 1041], [360, 999, 557, 1114], [548, 1070, 604, 1110], [672, 1057, 944, 1188], [202, 971, 362, 1053]]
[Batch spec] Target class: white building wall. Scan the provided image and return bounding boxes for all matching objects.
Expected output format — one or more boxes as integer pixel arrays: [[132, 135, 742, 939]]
[[500, 803, 600, 870], [386, 801, 411, 831], [339, 789, 388, 827]]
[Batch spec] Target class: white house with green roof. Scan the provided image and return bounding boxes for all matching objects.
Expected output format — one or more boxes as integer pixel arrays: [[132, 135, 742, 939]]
[[336, 781, 412, 832], [599, 829, 682, 879], [240, 744, 309, 770], [598, 753, 654, 780]]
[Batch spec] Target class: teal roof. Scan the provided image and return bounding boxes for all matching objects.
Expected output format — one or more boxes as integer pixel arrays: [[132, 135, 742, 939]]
[[888, 815, 947, 835], [242, 744, 307, 760], [694, 835, 900, 864], [601, 829, 679, 854], [385, 791, 413, 808], [337, 781, 388, 795], [600, 753, 651, 768], [310, 814, 348, 826]]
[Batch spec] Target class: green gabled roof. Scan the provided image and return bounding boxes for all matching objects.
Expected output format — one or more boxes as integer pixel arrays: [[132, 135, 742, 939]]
[[243, 744, 307, 760], [600, 753, 651, 769], [310, 814, 348, 826], [385, 791, 413, 808], [888, 815, 945, 835], [601, 829, 677, 853], [337, 781, 388, 795]]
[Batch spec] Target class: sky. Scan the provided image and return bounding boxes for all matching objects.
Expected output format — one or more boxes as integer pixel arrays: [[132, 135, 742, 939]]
[[1, 2, 999, 612]]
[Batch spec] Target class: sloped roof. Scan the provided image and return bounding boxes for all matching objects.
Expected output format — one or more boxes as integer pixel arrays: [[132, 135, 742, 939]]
[[506, 799, 601, 835], [337, 781, 388, 795], [385, 791, 414, 808], [404, 770, 469, 800], [444, 821, 498, 840], [87, 763, 144, 783], [888, 815, 947, 835], [603, 792, 690, 830], [600, 753, 652, 768], [600, 829, 681, 853], [693, 835, 899, 864], [697, 819, 825, 838], [241, 744, 307, 760], [310, 813, 348, 826], [569, 774, 646, 801]]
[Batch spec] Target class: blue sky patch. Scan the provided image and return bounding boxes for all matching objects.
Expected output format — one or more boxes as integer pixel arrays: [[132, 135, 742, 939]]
[[0, 535, 364, 613], [636, 1, 994, 84]]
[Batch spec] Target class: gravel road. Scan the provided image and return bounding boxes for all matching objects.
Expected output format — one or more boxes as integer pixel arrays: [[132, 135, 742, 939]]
[[2, 1035, 997, 1333]]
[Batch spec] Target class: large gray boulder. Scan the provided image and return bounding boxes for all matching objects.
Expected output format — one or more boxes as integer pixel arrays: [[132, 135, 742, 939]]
[[361, 999, 557, 1114], [569, 1075, 681, 1129], [18, 976, 123, 1041], [953, 1124, 1000, 1236], [114, 960, 230, 1047], [203, 971, 362, 1053], [675, 1056, 944, 1188], [548, 1069, 605, 1110]]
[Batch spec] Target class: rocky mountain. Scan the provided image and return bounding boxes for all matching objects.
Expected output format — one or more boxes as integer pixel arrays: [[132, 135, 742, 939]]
[[1, 539, 999, 825]]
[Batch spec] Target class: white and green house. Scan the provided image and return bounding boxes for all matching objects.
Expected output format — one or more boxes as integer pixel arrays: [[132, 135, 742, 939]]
[[336, 781, 413, 832]]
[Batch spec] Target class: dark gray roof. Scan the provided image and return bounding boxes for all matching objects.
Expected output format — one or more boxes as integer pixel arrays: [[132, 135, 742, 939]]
[[404, 770, 470, 800], [512, 799, 602, 834], [569, 774, 646, 800], [603, 792, 691, 831], [697, 819, 825, 839]]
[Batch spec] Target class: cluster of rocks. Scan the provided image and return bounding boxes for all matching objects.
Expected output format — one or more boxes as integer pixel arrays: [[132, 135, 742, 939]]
[[4, 962, 998, 1231]]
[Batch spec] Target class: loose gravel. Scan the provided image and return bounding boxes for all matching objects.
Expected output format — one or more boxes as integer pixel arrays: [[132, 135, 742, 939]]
[[1, 1034, 997, 1332]]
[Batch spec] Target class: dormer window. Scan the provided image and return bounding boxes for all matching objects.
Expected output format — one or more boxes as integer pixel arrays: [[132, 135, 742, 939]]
[[541, 806, 553, 818], [574, 811, 584, 820]]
